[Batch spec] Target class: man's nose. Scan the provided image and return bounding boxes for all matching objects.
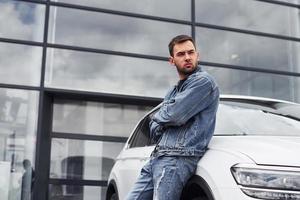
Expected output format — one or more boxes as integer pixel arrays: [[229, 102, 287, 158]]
[[184, 53, 191, 60]]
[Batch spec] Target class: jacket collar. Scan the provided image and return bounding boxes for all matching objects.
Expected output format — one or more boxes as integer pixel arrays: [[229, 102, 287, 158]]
[[176, 65, 202, 87]]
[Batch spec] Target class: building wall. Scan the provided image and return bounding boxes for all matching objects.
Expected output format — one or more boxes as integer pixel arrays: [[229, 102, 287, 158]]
[[0, 0, 299, 199]]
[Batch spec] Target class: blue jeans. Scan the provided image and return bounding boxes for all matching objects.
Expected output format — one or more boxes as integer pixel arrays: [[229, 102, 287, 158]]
[[126, 156, 199, 200]]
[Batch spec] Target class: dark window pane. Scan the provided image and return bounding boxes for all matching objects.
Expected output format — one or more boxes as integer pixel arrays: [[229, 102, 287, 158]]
[[0, 1, 45, 41], [52, 0, 190, 20], [0, 42, 42, 86], [196, 28, 300, 73], [45, 48, 178, 97], [49, 185, 106, 200], [196, 0, 300, 37], [52, 99, 152, 137], [203, 66, 300, 103], [48, 7, 190, 57], [0, 88, 39, 199], [129, 116, 151, 148], [50, 139, 124, 180]]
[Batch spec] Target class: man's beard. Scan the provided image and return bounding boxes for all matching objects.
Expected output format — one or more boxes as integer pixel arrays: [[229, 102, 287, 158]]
[[176, 63, 197, 77]]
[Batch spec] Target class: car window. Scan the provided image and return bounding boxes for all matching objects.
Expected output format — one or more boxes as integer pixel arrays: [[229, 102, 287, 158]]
[[128, 108, 159, 148], [215, 102, 300, 136], [128, 114, 153, 148]]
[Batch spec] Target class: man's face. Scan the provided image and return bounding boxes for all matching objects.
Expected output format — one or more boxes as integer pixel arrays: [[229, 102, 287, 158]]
[[169, 40, 199, 80]]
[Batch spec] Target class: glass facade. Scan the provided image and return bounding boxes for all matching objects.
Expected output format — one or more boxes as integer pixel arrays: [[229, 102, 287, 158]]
[[48, 6, 191, 57], [50, 138, 123, 180], [0, 0, 299, 199], [49, 185, 107, 200], [0, 1, 45, 42], [196, 0, 300, 37], [0, 88, 39, 200], [45, 48, 178, 97], [52, 0, 190, 20], [52, 99, 152, 136], [196, 28, 300, 72], [0, 42, 43, 86], [204, 66, 300, 101]]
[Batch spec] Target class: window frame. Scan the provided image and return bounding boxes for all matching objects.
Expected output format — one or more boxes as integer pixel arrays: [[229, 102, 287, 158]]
[[128, 107, 160, 148]]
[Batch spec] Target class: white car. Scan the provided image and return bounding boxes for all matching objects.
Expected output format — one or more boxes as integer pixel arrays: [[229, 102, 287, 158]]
[[106, 95, 300, 200]]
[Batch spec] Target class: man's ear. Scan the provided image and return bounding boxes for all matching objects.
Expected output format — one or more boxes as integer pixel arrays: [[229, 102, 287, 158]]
[[169, 56, 174, 65], [197, 52, 200, 62]]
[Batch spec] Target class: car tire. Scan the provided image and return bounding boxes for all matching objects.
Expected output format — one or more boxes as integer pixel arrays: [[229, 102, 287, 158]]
[[106, 181, 119, 200], [181, 176, 214, 200], [110, 193, 118, 200]]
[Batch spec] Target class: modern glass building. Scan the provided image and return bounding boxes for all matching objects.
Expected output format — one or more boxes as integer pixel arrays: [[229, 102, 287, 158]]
[[0, 0, 299, 199]]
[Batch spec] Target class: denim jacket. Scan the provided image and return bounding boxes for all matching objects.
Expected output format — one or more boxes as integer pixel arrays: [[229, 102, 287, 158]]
[[150, 66, 219, 157]]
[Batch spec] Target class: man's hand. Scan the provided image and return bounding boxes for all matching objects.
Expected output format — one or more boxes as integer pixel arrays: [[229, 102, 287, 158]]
[[149, 120, 164, 142]]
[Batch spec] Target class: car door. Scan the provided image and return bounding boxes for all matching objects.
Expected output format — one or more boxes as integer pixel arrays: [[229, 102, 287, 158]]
[[115, 112, 156, 199]]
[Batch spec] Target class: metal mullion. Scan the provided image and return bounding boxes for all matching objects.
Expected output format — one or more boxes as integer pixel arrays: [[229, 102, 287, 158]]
[[33, 0, 51, 199], [49, 178, 107, 187], [49, 1, 192, 25], [47, 43, 168, 62], [200, 61, 300, 77], [12, 0, 46, 5], [191, 0, 196, 40], [16, 0, 300, 9], [47, 43, 300, 78], [0, 83, 40, 91], [52, 132, 128, 143], [0, 37, 43, 47], [40, 1, 50, 89], [45, 87, 162, 106], [195, 22, 300, 42]]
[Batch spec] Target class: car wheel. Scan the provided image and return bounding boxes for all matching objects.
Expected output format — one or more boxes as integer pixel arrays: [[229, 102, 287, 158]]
[[106, 182, 119, 200], [181, 176, 214, 200], [110, 193, 118, 200]]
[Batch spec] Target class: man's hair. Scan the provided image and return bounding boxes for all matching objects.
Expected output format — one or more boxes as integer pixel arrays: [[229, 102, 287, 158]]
[[168, 35, 196, 56], [23, 159, 31, 168]]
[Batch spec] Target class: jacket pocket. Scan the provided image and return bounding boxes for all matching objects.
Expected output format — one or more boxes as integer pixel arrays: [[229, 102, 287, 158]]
[[176, 127, 188, 147]]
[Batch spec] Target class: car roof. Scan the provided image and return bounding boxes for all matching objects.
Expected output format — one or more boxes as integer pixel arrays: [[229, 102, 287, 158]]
[[154, 94, 299, 108], [220, 94, 298, 104], [150, 95, 299, 115], [220, 94, 300, 108]]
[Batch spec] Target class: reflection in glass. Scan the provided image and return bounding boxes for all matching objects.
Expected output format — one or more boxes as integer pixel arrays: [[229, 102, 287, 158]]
[[276, 0, 300, 4], [196, 27, 300, 73], [49, 185, 106, 200], [0, 88, 39, 200], [52, 0, 190, 20], [0, 42, 42, 86], [52, 99, 152, 136], [45, 48, 178, 97], [203, 65, 300, 103], [196, 0, 300, 37], [0, 1, 45, 41], [50, 139, 124, 180], [216, 103, 300, 136], [48, 6, 190, 57]]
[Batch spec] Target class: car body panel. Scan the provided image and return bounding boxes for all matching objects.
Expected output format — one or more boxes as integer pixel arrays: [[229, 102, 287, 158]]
[[209, 136, 300, 167], [195, 149, 256, 200], [107, 95, 300, 200], [109, 146, 154, 199]]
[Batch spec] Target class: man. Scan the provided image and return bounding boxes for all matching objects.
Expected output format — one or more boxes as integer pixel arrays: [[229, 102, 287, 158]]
[[126, 35, 219, 200], [21, 159, 35, 200]]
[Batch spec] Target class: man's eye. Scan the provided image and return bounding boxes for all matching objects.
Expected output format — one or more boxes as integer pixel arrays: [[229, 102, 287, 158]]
[[177, 52, 185, 57]]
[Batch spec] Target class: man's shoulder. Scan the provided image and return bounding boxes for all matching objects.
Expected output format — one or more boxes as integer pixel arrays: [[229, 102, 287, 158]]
[[189, 70, 217, 87]]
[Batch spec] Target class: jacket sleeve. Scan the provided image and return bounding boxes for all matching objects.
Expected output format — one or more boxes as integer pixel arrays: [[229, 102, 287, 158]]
[[149, 120, 164, 141], [153, 76, 216, 126]]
